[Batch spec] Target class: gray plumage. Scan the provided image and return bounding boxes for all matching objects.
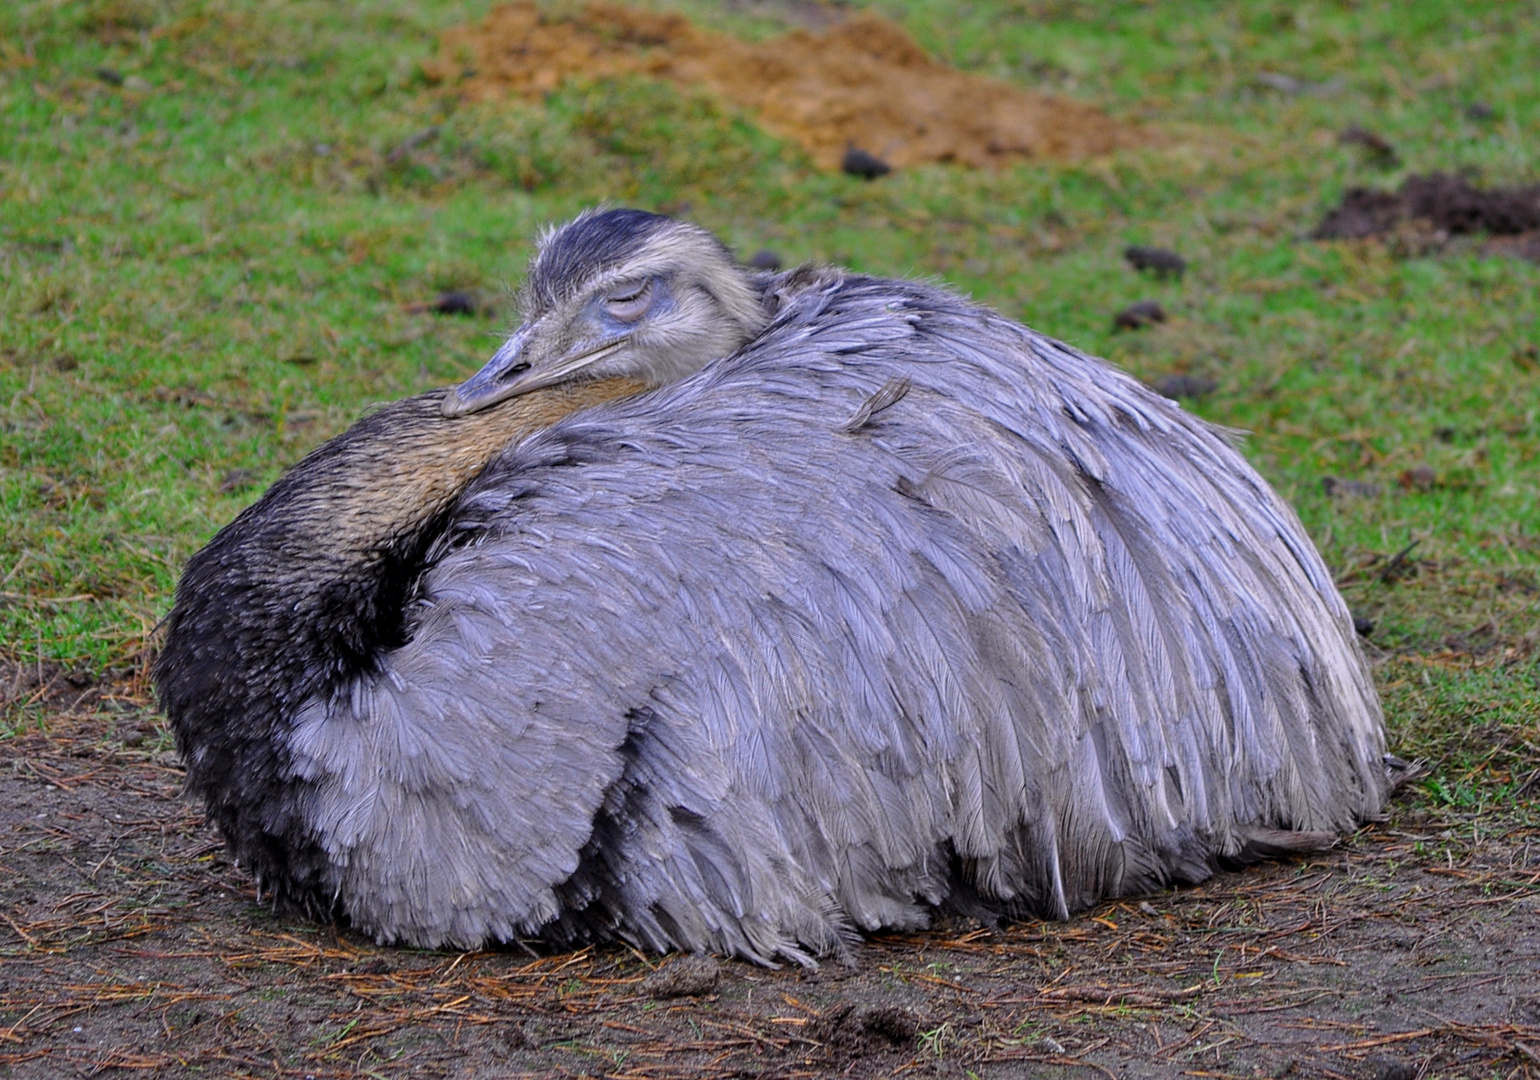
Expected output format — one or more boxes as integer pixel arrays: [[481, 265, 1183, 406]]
[[157, 210, 1386, 965]]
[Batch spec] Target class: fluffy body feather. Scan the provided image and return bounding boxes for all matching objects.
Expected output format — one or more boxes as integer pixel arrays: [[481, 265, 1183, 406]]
[[158, 262, 1385, 964]]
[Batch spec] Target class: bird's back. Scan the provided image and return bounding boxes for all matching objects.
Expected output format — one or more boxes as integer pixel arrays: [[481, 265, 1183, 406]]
[[283, 270, 1385, 962]]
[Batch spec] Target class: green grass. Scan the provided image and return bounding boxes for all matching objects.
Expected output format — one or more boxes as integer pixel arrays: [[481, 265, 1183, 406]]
[[1, 0, 1536, 796]]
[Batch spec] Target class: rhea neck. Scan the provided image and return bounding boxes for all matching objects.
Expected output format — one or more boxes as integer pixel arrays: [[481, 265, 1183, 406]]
[[159, 377, 646, 715], [284, 379, 649, 563]]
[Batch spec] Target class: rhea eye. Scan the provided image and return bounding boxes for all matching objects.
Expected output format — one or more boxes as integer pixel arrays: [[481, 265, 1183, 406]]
[[604, 280, 653, 323]]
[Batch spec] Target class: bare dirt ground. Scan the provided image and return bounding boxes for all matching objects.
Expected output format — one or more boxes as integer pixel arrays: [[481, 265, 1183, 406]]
[[2, 665, 1538, 1079], [1312, 172, 1540, 266], [420, 1, 1137, 170]]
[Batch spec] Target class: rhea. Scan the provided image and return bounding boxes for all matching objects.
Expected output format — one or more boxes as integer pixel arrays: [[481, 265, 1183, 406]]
[[156, 209, 1388, 964]]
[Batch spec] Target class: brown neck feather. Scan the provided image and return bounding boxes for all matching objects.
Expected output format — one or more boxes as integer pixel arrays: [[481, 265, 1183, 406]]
[[321, 377, 649, 550]]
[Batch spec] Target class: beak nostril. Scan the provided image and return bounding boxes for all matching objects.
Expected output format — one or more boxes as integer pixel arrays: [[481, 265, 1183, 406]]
[[495, 363, 532, 383]]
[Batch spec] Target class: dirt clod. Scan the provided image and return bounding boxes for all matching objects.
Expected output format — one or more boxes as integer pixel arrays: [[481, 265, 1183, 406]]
[[1124, 244, 1186, 278], [430, 290, 481, 316], [1114, 299, 1166, 330], [1366, 1056, 1417, 1080], [641, 954, 721, 998], [1150, 373, 1215, 399], [423, 1, 1138, 171], [808, 1002, 917, 1055], [1404, 172, 1540, 234], [1312, 188, 1405, 240], [841, 145, 891, 179], [1314, 172, 1540, 241]]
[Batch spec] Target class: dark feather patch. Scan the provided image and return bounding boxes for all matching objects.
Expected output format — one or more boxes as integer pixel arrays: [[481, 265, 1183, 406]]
[[527, 209, 674, 308]]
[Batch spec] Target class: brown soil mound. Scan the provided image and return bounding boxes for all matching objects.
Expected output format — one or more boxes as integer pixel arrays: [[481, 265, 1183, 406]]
[[422, 1, 1137, 170], [1314, 171, 1540, 240]]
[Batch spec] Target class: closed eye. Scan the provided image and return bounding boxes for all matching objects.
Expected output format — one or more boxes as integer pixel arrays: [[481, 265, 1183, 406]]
[[605, 279, 653, 323]]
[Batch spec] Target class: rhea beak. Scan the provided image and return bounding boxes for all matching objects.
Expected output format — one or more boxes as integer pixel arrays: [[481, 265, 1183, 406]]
[[441, 327, 626, 417]]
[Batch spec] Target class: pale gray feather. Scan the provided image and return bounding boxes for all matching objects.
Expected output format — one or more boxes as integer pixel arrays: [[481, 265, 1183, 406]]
[[282, 270, 1384, 961]]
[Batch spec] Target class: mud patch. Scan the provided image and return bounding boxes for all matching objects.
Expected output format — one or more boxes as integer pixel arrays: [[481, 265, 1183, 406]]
[[1313, 172, 1540, 248], [1, 668, 1538, 1078], [421, 1, 1137, 170]]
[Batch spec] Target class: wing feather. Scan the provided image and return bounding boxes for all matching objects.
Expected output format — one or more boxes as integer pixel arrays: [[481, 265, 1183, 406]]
[[283, 272, 1384, 960]]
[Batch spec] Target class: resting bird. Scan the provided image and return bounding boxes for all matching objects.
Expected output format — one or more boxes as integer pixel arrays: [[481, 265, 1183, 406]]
[[157, 209, 1387, 964]]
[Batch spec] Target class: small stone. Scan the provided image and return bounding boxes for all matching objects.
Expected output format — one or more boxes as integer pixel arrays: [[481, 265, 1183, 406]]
[[95, 67, 124, 86], [1138, 901, 1159, 916], [641, 955, 720, 999], [841, 146, 891, 179], [1114, 300, 1167, 330], [1352, 615, 1375, 637], [747, 249, 782, 270], [1465, 101, 1495, 121], [122, 75, 151, 93]]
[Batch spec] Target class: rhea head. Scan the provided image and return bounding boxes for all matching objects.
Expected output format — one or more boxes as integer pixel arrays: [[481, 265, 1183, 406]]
[[442, 210, 769, 417]]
